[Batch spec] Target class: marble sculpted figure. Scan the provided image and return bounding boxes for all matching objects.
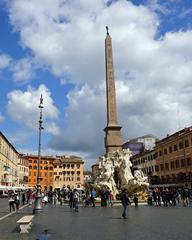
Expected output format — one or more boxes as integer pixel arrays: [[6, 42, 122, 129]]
[[94, 149, 149, 197]]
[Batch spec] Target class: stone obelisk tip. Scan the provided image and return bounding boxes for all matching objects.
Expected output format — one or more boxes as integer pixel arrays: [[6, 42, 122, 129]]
[[106, 26, 109, 35]]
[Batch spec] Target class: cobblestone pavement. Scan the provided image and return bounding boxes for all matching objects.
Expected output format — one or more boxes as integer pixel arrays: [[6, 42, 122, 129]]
[[0, 204, 192, 240]]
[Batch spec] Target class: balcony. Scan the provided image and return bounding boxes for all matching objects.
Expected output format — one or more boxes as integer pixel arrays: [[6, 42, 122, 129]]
[[3, 166, 10, 175], [1, 177, 9, 183]]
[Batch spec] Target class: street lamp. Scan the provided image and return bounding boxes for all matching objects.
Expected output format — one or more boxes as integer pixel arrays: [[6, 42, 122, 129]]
[[33, 94, 44, 214]]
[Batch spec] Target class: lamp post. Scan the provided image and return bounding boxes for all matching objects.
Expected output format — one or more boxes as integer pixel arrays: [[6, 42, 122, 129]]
[[33, 94, 44, 213]]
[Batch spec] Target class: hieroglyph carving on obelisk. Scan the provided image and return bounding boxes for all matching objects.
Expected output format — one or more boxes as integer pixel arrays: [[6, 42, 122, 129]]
[[104, 27, 123, 155]]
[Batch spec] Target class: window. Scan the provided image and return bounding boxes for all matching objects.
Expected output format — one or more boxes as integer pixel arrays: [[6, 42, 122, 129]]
[[29, 166, 32, 169], [76, 164, 80, 169], [181, 159, 186, 168], [175, 160, 180, 168], [67, 164, 70, 169], [77, 177, 80, 181], [160, 164, 164, 171], [187, 158, 191, 166], [165, 163, 169, 170], [179, 141, 183, 149], [54, 172, 57, 175], [63, 164, 66, 168], [63, 171, 66, 175], [34, 160, 37, 163], [174, 144, 178, 151], [170, 161, 175, 169], [33, 166, 37, 169], [164, 148, 167, 155], [185, 139, 189, 148], [77, 171, 80, 175], [71, 164, 74, 169], [59, 172, 62, 175], [59, 166, 62, 168], [159, 150, 162, 156], [54, 165, 57, 168], [169, 146, 172, 153], [29, 160, 32, 163]]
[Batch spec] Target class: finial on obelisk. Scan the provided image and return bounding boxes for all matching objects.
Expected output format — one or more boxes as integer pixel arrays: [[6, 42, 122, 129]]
[[106, 26, 109, 35]]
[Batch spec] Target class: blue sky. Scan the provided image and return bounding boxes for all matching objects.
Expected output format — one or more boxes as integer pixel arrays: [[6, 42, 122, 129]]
[[1, 0, 192, 168]]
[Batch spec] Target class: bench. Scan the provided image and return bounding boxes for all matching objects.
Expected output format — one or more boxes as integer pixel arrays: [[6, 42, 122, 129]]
[[17, 215, 34, 233]]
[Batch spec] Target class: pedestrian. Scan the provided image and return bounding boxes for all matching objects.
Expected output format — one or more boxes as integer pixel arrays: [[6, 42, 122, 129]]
[[53, 192, 57, 205], [90, 189, 96, 208], [9, 195, 15, 212], [69, 190, 74, 209], [22, 191, 26, 205], [108, 191, 113, 207], [43, 194, 48, 206], [133, 192, 138, 207], [14, 193, 20, 211], [152, 189, 157, 206], [73, 189, 80, 212], [157, 189, 161, 206], [121, 189, 130, 219]]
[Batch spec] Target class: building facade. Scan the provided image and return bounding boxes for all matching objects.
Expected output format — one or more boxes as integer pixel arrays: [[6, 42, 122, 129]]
[[24, 155, 54, 191], [0, 132, 19, 186], [131, 150, 156, 176], [53, 155, 84, 190], [18, 154, 29, 187], [154, 127, 192, 188]]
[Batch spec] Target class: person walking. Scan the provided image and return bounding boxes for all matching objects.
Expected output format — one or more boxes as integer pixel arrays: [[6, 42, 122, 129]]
[[90, 189, 96, 208], [133, 192, 138, 207], [14, 193, 20, 211], [9, 195, 15, 212], [22, 191, 26, 205], [73, 189, 80, 212], [69, 190, 74, 209], [108, 191, 113, 207], [121, 189, 130, 219]]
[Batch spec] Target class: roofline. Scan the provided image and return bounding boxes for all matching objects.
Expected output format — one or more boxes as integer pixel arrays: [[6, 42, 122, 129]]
[[156, 127, 192, 145], [0, 132, 19, 154]]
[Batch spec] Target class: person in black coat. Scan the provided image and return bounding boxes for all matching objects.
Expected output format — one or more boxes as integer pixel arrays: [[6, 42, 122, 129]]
[[121, 189, 130, 219]]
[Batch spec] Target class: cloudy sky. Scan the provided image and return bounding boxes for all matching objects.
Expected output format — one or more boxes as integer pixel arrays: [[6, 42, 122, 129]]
[[1, 0, 192, 168]]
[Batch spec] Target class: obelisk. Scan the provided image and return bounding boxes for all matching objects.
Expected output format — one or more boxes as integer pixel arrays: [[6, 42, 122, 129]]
[[104, 27, 123, 156]]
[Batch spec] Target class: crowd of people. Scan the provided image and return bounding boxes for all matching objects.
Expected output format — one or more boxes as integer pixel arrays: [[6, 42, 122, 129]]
[[7, 185, 192, 220], [148, 186, 191, 207], [8, 189, 36, 212]]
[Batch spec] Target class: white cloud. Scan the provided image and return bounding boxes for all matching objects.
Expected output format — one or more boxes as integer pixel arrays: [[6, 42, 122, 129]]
[[7, 84, 59, 135], [6, 0, 192, 166], [11, 57, 36, 82], [0, 53, 11, 70]]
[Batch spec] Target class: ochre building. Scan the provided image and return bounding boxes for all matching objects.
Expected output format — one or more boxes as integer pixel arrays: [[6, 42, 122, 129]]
[[154, 127, 192, 188], [53, 155, 84, 190], [0, 132, 19, 186], [24, 155, 54, 191]]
